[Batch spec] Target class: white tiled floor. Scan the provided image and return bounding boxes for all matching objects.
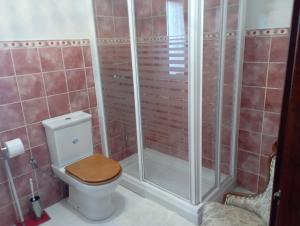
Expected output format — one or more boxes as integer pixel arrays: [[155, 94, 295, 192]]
[[42, 186, 197, 226]]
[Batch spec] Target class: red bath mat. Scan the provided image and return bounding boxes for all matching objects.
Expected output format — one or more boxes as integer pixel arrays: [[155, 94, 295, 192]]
[[16, 211, 50, 226]]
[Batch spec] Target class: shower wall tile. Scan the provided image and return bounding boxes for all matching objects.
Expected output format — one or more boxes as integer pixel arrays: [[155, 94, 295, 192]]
[[94, 0, 113, 16], [113, 0, 128, 17], [238, 28, 289, 192], [152, 0, 166, 15], [0, 39, 101, 222]]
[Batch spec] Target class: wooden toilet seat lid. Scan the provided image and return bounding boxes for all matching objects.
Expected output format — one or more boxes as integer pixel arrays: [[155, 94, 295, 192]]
[[65, 154, 122, 185]]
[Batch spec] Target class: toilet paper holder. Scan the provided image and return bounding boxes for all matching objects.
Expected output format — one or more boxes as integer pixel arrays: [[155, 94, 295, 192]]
[[0, 146, 8, 159], [1, 141, 25, 225]]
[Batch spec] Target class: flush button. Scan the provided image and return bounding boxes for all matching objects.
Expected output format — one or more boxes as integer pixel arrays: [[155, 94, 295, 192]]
[[72, 138, 79, 144], [65, 117, 71, 120]]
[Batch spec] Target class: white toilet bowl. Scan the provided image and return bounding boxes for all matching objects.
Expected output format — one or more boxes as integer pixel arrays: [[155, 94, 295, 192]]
[[52, 165, 121, 220], [42, 112, 122, 221]]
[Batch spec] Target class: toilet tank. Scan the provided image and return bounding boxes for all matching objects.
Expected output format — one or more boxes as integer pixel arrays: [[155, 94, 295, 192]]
[[42, 111, 94, 168]]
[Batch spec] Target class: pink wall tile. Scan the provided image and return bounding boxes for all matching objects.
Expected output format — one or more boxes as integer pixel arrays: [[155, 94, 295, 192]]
[[267, 63, 286, 88], [237, 169, 258, 193], [69, 90, 89, 111], [262, 112, 280, 136], [22, 97, 49, 124], [0, 204, 18, 226], [242, 63, 268, 87], [14, 171, 36, 197], [135, 0, 152, 17], [43, 71, 67, 95], [39, 47, 64, 72], [259, 155, 270, 178], [66, 69, 86, 91], [88, 87, 97, 107], [153, 16, 167, 36], [96, 17, 114, 38], [27, 122, 46, 147], [47, 93, 70, 117], [136, 18, 153, 37], [0, 183, 12, 207], [91, 107, 99, 127], [94, 0, 112, 16], [239, 109, 263, 133], [113, 0, 128, 17], [0, 103, 24, 132], [0, 77, 19, 105], [227, 5, 239, 31], [238, 150, 260, 174], [62, 47, 84, 69], [270, 36, 290, 62], [261, 135, 277, 156], [241, 86, 265, 110], [114, 18, 130, 37], [31, 144, 51, 167], [92, 126, 101, 145], [238, 130, 261, 153], [0, 49, 14, 77], [11, 48, 41, 75], [9, 150, 32, 177], [258, 176, 268, 193], [85, 68, 95, 88], [152, 0, 166, 16], [83, 46, 93, 67], [265, 89, 283, 113], [204, 0, 220, 9], [17, 73, 45, 100], [244, 37, 271, 62], [204, 8, 220, 33]]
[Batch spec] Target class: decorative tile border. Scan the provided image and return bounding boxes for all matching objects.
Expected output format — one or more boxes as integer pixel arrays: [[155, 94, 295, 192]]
[[246, 28, 289, 37], [0, 39, 89, 49], [97, 32, 238, 45]]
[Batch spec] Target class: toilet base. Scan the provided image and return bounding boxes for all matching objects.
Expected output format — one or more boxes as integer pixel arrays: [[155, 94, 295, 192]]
[[67, 182, 118, 221]]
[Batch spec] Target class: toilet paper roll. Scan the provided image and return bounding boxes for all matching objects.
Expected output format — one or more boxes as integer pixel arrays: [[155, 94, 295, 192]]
[[4, 138, 25, 158]]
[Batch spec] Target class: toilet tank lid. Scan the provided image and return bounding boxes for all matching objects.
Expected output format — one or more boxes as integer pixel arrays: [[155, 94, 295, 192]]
[[42, 111, 92, 130]]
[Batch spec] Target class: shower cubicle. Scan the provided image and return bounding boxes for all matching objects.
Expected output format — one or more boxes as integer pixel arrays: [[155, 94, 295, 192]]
[[91, 0, 245, 223]]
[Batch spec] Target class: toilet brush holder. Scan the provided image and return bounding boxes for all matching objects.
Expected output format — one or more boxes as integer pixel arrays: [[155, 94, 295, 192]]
[[30, 196, 43, 219]]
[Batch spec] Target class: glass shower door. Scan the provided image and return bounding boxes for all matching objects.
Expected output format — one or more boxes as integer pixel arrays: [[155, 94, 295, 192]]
[[93, 0, 139, 178], [134, 0, 190, 200]]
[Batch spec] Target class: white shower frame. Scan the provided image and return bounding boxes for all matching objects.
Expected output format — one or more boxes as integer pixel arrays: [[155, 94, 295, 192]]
[[90, 0, 247, 224]]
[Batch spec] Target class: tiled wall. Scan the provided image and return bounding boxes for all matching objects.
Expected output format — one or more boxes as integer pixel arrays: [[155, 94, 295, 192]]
[[0, 39, 101, 225], [237, 28, 289, 192]]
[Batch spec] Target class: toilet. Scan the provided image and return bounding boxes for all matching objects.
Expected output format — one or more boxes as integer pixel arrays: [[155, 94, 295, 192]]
[[42, 111, 122, 220]]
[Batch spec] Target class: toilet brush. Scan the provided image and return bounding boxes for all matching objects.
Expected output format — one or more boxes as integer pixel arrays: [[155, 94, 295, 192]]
[[29, 178, 43, 219], [30, 178, 35, 201]]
